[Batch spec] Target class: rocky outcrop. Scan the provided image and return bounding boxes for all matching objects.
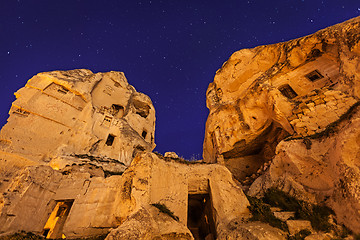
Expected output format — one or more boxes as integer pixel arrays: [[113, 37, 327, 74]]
[[0, 69, 158, 238], [2, 16, 360, 239], [105, 207, 193, 240], [0, 164, 123, 238], [107, 152, 251, 240], [203, 16, 360, 233], [0, 69, 255, 240], [0, 70, 155, 191], [0, 151, 251, 239], [249, 105, 360, 233]]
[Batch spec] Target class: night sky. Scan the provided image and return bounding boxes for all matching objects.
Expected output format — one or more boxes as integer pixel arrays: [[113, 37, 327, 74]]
[[1, 1, 359, 159]]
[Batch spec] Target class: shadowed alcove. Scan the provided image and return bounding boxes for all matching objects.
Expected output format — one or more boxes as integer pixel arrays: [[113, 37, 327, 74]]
[[187, 193, 216, 240]]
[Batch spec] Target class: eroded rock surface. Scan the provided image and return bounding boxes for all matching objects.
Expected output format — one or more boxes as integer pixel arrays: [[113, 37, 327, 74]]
[[0, 70, 155, 185], [203, 16, 360, 233], [0, 151, 251, 239]]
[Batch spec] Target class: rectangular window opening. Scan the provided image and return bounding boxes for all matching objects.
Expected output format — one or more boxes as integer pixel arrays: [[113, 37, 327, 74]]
[[305, 70, 324, 82], [42, 200, 74, 239], [278, 84, 298, 99], [103, 116, 112, 127], [106, 134, 115, 146], [188, 194, 216, 240]]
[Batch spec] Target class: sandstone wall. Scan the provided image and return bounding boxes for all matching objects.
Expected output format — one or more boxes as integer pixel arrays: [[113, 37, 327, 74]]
[[0, 152, 251, 239], [203, 16, 360, 176], [203, 16, 360, 233], [0, 164, 125, 238], [0, 70, 156, 193], [249, 104, 360, 233]]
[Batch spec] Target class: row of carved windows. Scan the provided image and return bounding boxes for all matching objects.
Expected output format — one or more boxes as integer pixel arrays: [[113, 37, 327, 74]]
[[279, 69, 324, 99]]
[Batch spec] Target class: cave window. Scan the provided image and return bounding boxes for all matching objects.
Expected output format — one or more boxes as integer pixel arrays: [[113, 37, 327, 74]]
[[142, 130, 147, 139], [278, 84, 298, 99], [305, 70, 324, 82], [106, 134, 115, 146], [111, 104, 124, 118], [188, 194, 216, 240], [42, 200, 74, 239], [103, 116, 112, 127]]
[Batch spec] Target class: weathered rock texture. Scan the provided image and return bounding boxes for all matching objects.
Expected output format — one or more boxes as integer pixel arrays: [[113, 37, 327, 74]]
[[0, 70, 157, 238], [0, 70, 255, 239], [0, 70, 155, 186], [203, 16, 360, 233], [0, 152, 251, 239], [105, 152, 251, 240]]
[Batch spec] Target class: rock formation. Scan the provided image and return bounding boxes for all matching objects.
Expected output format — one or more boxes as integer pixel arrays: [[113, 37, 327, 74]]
[[1, 16, 360, 240], [203, 16, 360, 233], [0, 151, 250, 239], [0, 70, 252, 240], [0, 69, 157, 238], [0, 70, 155, 182]]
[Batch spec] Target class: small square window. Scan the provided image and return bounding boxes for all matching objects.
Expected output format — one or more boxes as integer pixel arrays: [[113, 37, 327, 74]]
[[106, 134, 115, 146], [279, 84, 298, 99], [103, 116, 112, 127], [305, 70, 324, 82]]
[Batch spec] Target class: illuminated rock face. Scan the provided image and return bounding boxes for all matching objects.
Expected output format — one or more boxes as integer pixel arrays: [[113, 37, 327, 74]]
[[0, 70, 252, 239], [203, 16, 360, 176], [0, 69, 155, 174], [2, 17, 360, 239], [203, 16, 360, 232], [0, 152, 251, 239]]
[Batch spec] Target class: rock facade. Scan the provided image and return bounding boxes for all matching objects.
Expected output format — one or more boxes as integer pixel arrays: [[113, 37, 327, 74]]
[[1, 16, 360, 239], [0, 152, 251, 239], [0, 70, 254, 239], [0, 70, 155, 189], [0, 69, 157, 238], [203, 16, 360, 233]]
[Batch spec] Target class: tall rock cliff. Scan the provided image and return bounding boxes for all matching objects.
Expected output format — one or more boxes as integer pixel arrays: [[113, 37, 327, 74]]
[[203, 16, 360, 233], [0, 70, 155, 180]]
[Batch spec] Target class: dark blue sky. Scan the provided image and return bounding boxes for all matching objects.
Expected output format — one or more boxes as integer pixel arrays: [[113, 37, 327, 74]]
[[0, 1, 359, 159]]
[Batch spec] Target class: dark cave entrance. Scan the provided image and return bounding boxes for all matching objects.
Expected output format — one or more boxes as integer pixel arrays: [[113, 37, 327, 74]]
[[105, 134, 115, 146], [187, 194, 216, 240], [278, 84, 298, 99], [222, 122, 290, 182]]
